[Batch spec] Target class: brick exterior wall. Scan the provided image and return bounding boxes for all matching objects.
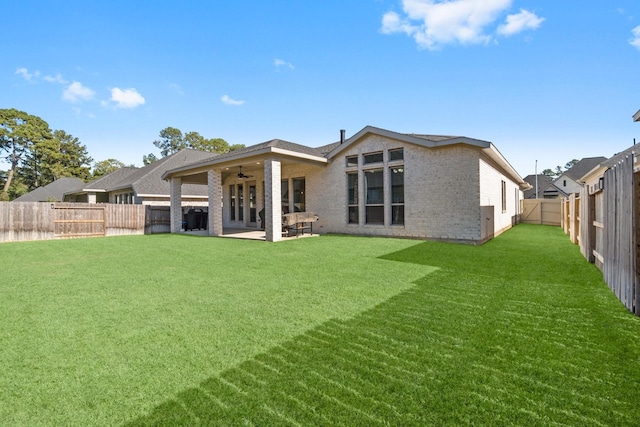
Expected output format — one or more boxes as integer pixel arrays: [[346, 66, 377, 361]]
[[307, 135, 485, 242], [170, 177, 182, 233], [264, 159, 282, 242], [208, 169, 223, 236]]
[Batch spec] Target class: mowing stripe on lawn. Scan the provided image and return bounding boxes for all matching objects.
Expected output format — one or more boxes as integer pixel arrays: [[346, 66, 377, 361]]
[[127, 225, 640, 426]]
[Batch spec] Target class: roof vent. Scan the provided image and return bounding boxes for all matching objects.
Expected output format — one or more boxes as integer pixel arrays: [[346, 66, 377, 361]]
[[340, 129, 346, 144]]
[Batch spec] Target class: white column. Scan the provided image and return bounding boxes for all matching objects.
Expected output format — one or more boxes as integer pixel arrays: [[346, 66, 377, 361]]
[[208, 169, 223, 236], [170, 177, 182, 233], [264, 159, 282, 242]]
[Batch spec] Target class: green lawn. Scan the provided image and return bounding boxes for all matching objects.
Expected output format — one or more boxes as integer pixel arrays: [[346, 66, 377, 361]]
[[1, 225, 639, 426]]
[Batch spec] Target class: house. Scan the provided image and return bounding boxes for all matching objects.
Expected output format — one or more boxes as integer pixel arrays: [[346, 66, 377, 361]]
[[162, 126, 529, 244], [64, 149, 215, 205], [552, 157, 607, 196], [522, 174, 568, 199], [12, 177, 84, 202]]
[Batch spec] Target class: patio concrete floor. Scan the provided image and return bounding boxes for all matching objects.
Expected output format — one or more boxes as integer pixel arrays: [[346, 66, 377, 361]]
[[183, 228, 318, 241]]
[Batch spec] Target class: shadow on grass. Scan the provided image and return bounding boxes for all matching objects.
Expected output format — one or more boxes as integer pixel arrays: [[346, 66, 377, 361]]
[[124, 225, 640, 426]]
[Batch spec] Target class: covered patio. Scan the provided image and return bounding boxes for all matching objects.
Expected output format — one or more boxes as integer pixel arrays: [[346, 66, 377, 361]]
[[161, 139, 329, 242]]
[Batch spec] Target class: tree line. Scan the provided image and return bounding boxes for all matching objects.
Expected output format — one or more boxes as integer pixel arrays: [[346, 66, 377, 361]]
[[0, 108, 243, 201]]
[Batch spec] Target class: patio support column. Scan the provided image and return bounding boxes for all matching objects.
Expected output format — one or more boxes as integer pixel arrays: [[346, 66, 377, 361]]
[[170, 177, 182, 233], [264, 159, 282, 242], [208, 169, 223, 237]]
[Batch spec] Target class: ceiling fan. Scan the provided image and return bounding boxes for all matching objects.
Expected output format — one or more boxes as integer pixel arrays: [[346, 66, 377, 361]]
[[237, 166, 253, 179]]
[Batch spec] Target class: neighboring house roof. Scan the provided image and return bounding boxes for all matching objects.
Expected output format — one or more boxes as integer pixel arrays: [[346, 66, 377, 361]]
[[562, 157, 607, 181], [522, 174, 554, 198], [633, 109, 640, 122], [65, 149, 216, 199], [13, 177, 85, 202], [108, 149, 216, 196], [71, 167, 140, 193]]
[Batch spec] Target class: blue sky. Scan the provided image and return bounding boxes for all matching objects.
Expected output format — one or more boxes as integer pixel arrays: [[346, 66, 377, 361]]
[[4, 0, 640, 177]]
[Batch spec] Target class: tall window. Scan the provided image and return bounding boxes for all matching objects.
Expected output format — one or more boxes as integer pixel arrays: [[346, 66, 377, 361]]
[[347, 172, 358, 224], [365, 169, 384, 224], [501, 180, 507, 213], [281, 179, 289, 213], [229, 185, 236, 221], [390, 167, 404, 225], [238, 184, 244, 221], [293, 178, 305, 212]]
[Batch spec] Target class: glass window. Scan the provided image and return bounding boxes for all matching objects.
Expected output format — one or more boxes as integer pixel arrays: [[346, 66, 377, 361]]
[[389, 148, 404, 161], [363, 152, 383, 165], [346, 156, 358, 167], [238, 184, 244, 221], [391, 167, 404, 225], [229, 185, 236, 221], [365, 169, 384, 224], [293, 178, 305, 212], [347, 172, 358, 224], [281, 179, 289, 214]]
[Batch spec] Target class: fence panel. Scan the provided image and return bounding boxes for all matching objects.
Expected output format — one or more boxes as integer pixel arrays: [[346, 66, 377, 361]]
[[521, 199, 561, 226], [144, 205, 171, 234], [603, 155, 636, 314], [0, 202, 162, 243], [105, 204, 146, 236], [0, 202, 55, 242], [53, 204, 106, 238]]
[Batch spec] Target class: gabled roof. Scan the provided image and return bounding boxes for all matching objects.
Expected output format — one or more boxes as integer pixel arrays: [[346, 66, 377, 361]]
[[325, 126, 492, 160], [522, 174, 554, 199], [633, 109, 640, 122], [13, 177, 85, 202], [561, 157, 607, 181], [109, 149, 215, 196], [326, 126, 526, 187], [66, 149, 216, 198], [161, 125, 527, 188], [74, 167, 140, 193]]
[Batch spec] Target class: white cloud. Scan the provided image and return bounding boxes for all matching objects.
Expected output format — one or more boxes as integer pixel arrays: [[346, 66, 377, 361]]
[[221, 95, 245, 106], [62, 81, 95, 103], [43, 73, 68, 84], [274, 58, 295, 70], [15, 67, 40, 82], [381, 0, 543, 49], [630, 26, 640, 50], [109, 87, 146, 109], [497, 9, 544, 36]]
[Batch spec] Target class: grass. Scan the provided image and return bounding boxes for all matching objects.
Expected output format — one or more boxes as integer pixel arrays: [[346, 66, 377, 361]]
[[1, 225, 640, 425]]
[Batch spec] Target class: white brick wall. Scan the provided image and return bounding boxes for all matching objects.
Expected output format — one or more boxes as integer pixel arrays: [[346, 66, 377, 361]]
[[479, 157, 522, 236]]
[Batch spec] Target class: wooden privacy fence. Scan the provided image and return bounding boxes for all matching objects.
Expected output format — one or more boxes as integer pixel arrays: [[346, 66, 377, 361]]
[[521, 199, 561, 226], [562, 153, 640, 316], [0, 203, 172, 243]]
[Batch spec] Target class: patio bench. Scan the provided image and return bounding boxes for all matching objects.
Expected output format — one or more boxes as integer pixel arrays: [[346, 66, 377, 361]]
[[282, 212, 319, 237]]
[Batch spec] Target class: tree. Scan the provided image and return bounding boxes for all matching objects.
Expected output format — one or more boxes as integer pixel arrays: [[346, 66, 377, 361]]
[[146, 127, 244, 163], [564, 159, 579, 170], [541, 168, 555, 177], [0, 109, 53, 200], [185, 131, 231, 153], [20, 130, 92, 189], [142, 153, 158, 165], [153, 127, 186, 157], [92, 159, 126, 178]]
